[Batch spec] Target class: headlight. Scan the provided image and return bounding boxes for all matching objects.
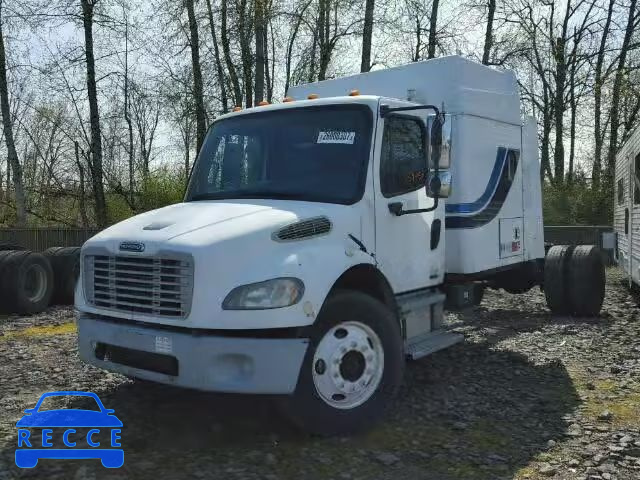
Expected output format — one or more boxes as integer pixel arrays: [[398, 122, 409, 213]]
[[222, 278, 305, 310]]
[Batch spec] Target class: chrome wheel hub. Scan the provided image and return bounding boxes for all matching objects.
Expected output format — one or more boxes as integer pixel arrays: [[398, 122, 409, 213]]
[[312, 321, 384, 409]]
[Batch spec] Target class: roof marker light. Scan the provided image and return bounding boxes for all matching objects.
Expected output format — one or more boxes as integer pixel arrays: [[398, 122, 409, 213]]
[[258, 100, 270, 106], [307, 93, 319, 100], [232, 106, 242, 112], [349, 89, 360, 96], [283, 96, 295, 103]]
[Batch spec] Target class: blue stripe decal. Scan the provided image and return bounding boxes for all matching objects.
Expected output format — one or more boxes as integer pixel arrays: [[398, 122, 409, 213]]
[[445, 147, 507, 214], [445, 148, 519, 230]]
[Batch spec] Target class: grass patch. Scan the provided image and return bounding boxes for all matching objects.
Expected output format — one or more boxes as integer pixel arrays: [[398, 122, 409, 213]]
[[583, 392, 640, 428], [567, 367, 640, 428], [464, 420, 509, 450], [0, 322, 76, 341]]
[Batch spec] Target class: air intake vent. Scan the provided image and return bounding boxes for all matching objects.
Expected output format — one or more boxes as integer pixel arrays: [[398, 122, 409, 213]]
[[273, 216, 332, 242]]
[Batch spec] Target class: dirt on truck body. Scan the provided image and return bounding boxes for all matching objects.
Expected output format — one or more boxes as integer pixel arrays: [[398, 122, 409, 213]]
[[0, 268, 638, 480]]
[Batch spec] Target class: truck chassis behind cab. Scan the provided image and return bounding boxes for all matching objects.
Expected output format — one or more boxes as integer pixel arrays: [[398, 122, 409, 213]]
[[76, 56, 605, 435]]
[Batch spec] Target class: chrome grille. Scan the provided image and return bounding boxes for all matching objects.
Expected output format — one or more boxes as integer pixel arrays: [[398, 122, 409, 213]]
[[84, 254, 193, 318], [274, 216, 332, 242]]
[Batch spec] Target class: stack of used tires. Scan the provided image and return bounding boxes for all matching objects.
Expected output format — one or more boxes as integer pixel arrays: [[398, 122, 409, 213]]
[[43, 247, 81, 306], [0, 244, 80, 315], [544, 245, 606, 317]]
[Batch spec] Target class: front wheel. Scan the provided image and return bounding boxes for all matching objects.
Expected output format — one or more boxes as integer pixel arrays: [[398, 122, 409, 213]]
[[279, 291, 404, 436]]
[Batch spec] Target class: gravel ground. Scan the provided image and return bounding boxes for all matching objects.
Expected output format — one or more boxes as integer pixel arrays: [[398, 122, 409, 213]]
[[0, 268, 638, 480]]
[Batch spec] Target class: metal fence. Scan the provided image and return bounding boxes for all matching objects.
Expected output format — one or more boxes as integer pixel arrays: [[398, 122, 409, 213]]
[[544, 225, 614, 265], [0, 228, 100, 252]]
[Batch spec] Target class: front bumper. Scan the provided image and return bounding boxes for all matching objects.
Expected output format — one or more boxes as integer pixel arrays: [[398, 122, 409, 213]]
[[77, 316, 309, 394]]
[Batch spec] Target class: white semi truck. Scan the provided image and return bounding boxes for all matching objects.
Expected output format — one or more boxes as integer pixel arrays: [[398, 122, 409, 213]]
[[75, 56, 605, 435]]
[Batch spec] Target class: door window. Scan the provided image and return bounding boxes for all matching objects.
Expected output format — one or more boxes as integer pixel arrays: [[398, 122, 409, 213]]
[[380, 116, 427, 198]]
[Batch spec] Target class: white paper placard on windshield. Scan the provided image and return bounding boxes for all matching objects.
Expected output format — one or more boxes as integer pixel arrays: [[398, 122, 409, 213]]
[[317, 131, 356, 144]]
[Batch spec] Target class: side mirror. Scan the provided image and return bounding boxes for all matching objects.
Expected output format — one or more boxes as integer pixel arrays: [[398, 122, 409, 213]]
[[430, 116, 443, 168]]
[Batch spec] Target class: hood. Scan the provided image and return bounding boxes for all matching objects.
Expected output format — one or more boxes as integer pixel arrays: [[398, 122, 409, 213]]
[[86, 199, 352, 251]]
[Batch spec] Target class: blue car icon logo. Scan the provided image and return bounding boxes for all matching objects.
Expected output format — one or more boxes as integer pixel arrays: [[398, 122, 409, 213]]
[[15, 391, 123, 468]]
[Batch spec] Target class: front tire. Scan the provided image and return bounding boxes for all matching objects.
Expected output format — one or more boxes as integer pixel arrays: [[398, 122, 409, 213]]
[[280, 291, 404, 436]]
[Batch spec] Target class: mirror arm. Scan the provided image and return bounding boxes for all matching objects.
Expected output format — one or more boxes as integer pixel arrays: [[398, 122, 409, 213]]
[[388, 197, 439, 216]]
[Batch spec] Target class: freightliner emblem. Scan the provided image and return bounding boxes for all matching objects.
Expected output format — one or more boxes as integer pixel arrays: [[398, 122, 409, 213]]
[[119, 242, 145, 253]]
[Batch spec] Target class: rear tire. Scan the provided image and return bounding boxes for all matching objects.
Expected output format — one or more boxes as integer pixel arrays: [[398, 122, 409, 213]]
[[0, 251, 53, 314], [44, 247, 81, 305], [567, 245, 605, 316], [279, 291, 404, 436], [544, 245, 574, 315]]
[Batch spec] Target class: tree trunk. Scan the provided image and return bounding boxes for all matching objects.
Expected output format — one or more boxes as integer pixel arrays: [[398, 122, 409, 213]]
[[123, 14, 135, 207], [205, 0, 228, 113], [482, 0, 496, 65], [553, 35, 566, 183], [254, 0, 265, 104], [0, 1, 26, 226], [238, 0, 253, 107], [427, 0, 440, 59], [541, 85, 552, 182], [568, 53, 577, 184], [183, 125, 191, 184], [220, 0, 242, 107], [266, 22, 274, 102], [185, 0, 206, 153], [413, 16, 421, 62], [75, 142, 89, 228], [552, 2, 572, 184], [360, 0, 374, 72], [317, 0, 331, 80], [81, 0, 107, 228], [605, 0, 637, 190], [592, 0, 615, 189]]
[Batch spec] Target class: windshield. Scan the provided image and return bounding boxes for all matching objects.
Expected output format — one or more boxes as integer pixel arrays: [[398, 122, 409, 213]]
[[185, 104, 373, 204]]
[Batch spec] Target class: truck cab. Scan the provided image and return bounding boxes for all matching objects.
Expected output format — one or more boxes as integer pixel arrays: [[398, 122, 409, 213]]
[[76, 56, 603, 435]]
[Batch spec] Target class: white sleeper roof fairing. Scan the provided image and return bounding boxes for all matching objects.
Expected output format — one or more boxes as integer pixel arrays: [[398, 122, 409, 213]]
[[287, 55, 521, 125]]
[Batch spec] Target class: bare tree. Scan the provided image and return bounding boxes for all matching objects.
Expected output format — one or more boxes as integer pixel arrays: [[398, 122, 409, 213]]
[[220, 0, 243, 107], [255, 0, 266, 104], [205, 0, 228, 112], [591, 0, 616, 188], [185, 0, 206, 152], [80, 0, 107, 227], [605, 0, 639, 189], [361, 0, 375, 71], [0, 0, 26, 225], [482, 0, 496, 64], [427, 0, 440, 58]]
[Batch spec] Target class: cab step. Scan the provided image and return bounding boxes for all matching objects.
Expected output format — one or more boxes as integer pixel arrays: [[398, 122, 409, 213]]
[[405, 330, 464, 360]]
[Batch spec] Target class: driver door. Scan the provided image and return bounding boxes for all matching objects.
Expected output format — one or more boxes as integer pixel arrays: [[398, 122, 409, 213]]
[[373, 104, 445, 293]]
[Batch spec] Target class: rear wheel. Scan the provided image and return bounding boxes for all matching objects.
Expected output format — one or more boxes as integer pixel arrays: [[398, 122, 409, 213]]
[[0, 251, 53, 314], [44, 246, 81, 305], [567, 245, 605, 316], [279, 291, 404, 436], [544, 245, 573, 315]]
